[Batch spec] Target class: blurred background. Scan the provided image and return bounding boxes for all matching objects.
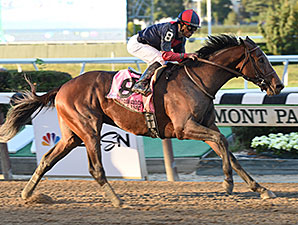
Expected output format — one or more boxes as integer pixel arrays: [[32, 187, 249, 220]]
[[0, 0, 297, 88]]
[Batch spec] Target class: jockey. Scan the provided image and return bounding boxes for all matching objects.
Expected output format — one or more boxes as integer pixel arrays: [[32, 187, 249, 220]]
[[127, 9, 200, 96]]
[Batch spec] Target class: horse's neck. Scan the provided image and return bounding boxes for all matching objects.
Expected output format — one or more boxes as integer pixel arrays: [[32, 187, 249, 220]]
[[194, 46, 243, 95]]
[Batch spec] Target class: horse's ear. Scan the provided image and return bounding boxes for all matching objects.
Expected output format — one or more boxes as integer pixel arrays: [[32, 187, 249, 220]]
[[239, 37, 245, 46], [245, 36, 255, 45]]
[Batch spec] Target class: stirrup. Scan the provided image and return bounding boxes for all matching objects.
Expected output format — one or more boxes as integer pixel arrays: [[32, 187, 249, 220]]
[[132, 82, 149, 95], [143, 88, 152, 96], [132, 88, 151, 96], [132, 85, 151, 96]]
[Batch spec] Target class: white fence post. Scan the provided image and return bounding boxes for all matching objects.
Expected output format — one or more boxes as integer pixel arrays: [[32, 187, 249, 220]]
[[282, 60, 289, 86], [0, 112, 13, 180], [162, 139, 179, 181]]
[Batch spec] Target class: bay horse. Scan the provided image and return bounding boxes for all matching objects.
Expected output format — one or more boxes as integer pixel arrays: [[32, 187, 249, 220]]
[[0, 35, 283, 207]]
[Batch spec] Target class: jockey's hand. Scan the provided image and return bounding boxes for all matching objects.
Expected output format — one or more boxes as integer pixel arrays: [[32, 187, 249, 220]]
[[186, 53, 199, 61]]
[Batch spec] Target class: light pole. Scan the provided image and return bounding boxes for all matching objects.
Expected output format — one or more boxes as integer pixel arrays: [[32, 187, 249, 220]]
[[207, 0, 212, 36], [0, 0, 4, 42], [196, 0, 202, 20]]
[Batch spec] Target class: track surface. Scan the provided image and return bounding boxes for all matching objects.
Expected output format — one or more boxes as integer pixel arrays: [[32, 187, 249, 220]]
[[1, 180, 297, 224]]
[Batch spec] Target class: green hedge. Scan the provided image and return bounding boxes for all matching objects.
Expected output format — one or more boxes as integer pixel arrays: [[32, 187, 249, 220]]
[[0, 70, 72, 92], [0, 70, 72, 116]]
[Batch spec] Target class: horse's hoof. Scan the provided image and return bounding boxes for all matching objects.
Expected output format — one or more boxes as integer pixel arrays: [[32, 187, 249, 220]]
[[102, 182, 123, 207], [222, 180, 234, 195], [21, 191, 31, 200], [21, 188, 33, 200], [261, 190, 276, 199], [121, 204, 134, 209], [112, 198, 123, 208]]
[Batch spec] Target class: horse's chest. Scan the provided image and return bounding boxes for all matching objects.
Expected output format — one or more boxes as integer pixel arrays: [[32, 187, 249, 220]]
[[188, 99, 214, 123]]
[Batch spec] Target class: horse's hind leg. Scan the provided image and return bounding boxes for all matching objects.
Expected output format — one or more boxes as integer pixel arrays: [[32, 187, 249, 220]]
[[83, 127, 122, 207], [21, 121, 81, 200], [206, 124, 276, 199], [58, 111, 122, 207]]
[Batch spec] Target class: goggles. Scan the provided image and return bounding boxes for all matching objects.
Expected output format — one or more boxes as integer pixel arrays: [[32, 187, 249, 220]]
[[185, 24, 198, 32]]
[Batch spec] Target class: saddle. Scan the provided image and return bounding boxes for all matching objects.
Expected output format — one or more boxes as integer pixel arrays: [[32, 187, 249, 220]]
[[107, 65, 167, 112], [106, 65, 168, 138]]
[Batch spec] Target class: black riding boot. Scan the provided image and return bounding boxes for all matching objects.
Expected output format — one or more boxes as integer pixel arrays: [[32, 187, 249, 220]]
[[132, 62, 161, 96]]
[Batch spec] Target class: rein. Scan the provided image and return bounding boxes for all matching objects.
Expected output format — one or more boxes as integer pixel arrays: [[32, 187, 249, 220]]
[[184, 66, 215, 99], [193, 57, 245, 78], [183, 56, 247, 100]]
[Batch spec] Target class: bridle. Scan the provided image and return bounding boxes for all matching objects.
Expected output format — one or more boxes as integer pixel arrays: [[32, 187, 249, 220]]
[[238, 45, 275, 89], [184, 41, 276, 99]]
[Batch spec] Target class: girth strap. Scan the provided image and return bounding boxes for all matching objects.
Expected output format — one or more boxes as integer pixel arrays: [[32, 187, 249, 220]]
[[144, 112, 160, 138]]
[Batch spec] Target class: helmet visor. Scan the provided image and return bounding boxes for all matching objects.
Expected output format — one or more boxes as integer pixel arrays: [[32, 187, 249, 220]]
[[180, 19, 201, 28]]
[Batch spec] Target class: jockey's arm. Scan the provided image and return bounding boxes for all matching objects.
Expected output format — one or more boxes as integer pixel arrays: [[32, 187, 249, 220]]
[[160, 26, 198, 62], [161, 51, 198, 62]]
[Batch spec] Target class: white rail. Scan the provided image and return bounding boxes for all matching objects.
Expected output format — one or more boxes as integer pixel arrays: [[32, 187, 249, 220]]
[[267, 55, 298, 86], [0, 57, 145, 74], [0, 55, 297, 85]]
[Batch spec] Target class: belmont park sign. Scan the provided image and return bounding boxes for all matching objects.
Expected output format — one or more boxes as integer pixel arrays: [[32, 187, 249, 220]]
[[215, 105, 298, 126], [213, 91, 298, 126]]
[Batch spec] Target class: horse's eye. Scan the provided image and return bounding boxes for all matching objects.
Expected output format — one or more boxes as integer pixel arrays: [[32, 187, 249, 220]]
[[258, 57, 264, 63]]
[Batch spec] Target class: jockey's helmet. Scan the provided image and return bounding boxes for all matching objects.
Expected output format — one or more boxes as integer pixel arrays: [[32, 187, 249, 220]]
[[178, 9, 200, 28]]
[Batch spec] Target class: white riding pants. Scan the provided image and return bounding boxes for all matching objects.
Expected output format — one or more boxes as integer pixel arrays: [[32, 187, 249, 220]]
[[127, 34, 165, 66]]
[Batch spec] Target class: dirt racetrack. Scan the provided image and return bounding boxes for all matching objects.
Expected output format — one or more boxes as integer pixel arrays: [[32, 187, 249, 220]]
[[1, 180, 297, 225]]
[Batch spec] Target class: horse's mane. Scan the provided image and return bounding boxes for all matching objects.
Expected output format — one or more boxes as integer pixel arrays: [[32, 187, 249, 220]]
[[182, 34, 240, 67], [197, 34, 239, 58]]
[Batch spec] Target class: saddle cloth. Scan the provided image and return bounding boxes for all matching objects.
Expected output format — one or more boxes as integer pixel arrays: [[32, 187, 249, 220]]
[[106, 69, 155, 113]]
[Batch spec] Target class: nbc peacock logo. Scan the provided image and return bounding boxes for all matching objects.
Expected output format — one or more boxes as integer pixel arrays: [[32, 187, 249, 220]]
[[42, 132, 60, 146]]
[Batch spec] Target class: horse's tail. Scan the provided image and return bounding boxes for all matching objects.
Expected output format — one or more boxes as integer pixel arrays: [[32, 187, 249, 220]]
[[0, 76, 61, 142]]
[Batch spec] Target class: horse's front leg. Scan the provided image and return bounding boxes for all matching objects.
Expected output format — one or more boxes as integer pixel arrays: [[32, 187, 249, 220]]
[[180, 119, 234, 194], [206, 124, 276, 199]]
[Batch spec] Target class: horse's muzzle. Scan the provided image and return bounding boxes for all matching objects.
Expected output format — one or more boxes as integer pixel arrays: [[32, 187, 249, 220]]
[[267, 82, 284, 96], [275, 83, 284, 94]]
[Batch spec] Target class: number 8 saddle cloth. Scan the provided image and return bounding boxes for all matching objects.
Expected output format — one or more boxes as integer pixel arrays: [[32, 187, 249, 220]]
[[106, 68, 158, 113]]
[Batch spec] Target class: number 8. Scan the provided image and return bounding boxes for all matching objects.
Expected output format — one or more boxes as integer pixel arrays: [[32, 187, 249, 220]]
[[164, 31, 173, 42]]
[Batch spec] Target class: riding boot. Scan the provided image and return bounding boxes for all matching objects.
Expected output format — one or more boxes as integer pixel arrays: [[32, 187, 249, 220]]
[[132, 62, 162, 96]]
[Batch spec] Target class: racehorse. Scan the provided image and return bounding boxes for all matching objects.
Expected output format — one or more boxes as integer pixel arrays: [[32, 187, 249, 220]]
[[0, 35, 284, 207]]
